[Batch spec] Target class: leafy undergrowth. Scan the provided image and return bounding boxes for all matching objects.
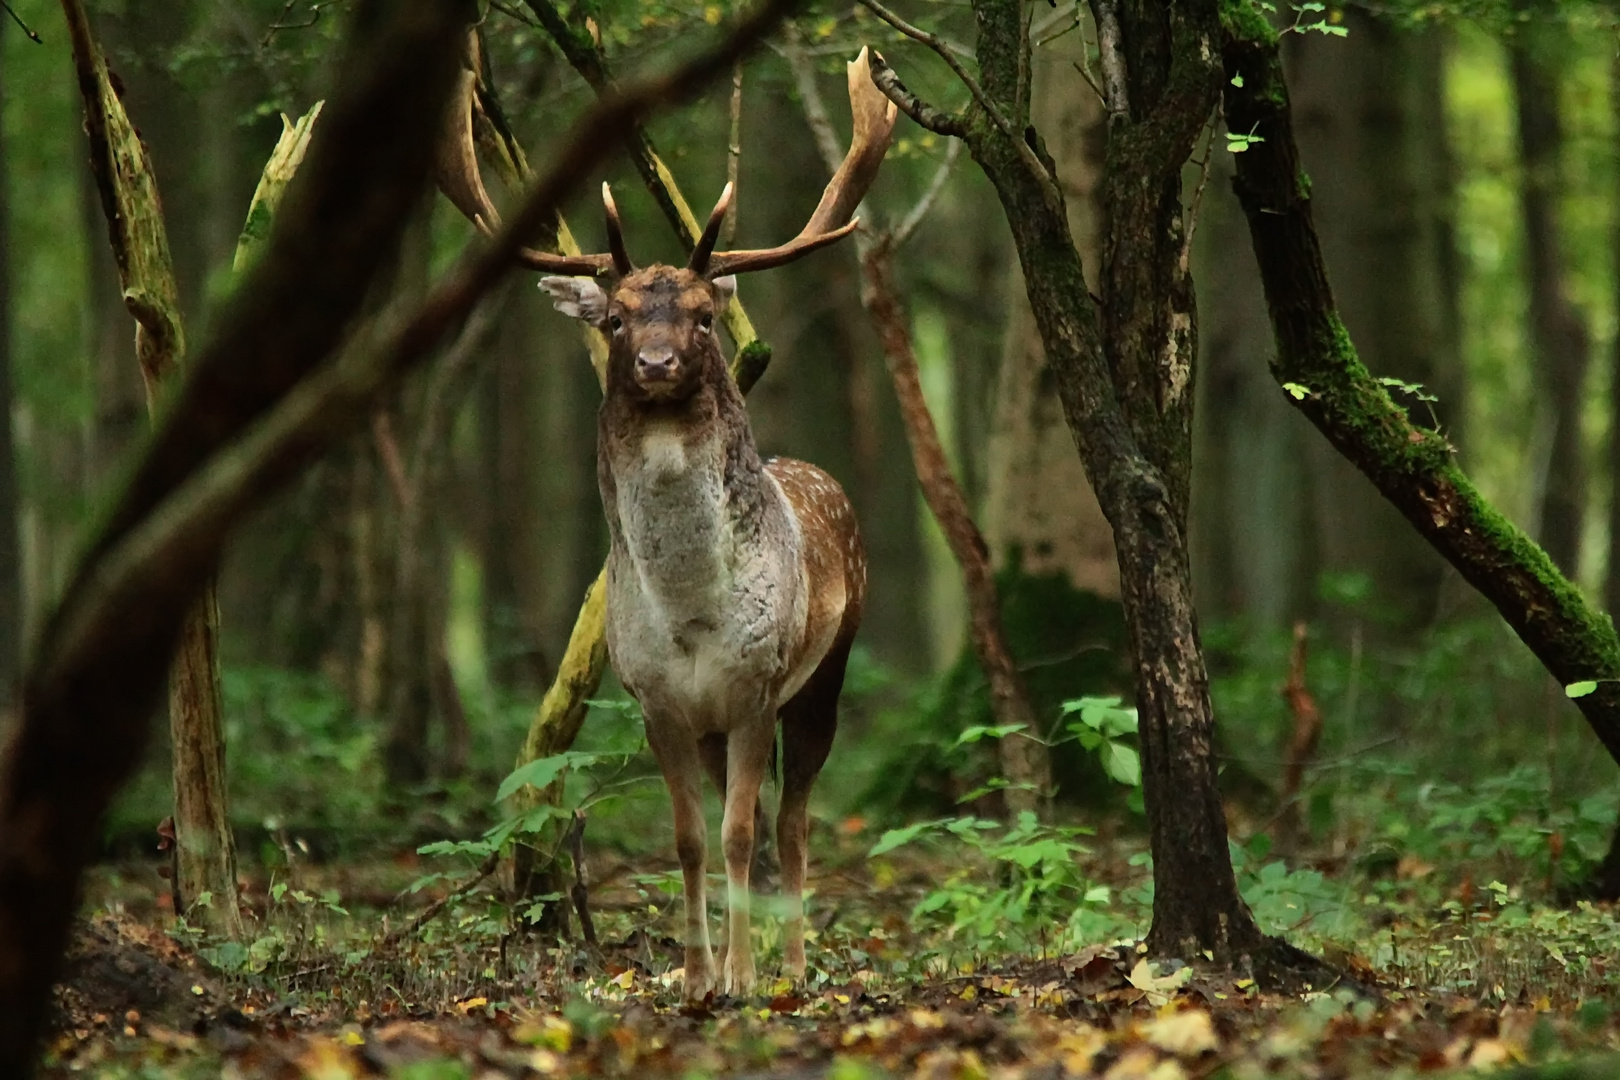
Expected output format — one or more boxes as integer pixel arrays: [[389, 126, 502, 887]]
[[44, 819, 1620, 1079]]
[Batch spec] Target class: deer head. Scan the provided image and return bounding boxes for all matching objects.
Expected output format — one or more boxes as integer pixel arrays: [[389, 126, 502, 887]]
[[437, 43, 898, 401]]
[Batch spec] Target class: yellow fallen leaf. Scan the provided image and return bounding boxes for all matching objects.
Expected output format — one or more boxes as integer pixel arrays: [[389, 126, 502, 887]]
[[1142, 1009, 1218, 1057], [612, 969, 635, 990], [1057, 1025, 1106, 1074], [454, 996, 488, 1015], [1468, 1039, 1517, 1068], [338, 1027, 365, 1047], [1128, 960, 1193, 1006], [514, 1014, 573, 1052], [529, 1048, 564, 1074], [297, 1038, 358, 1080]]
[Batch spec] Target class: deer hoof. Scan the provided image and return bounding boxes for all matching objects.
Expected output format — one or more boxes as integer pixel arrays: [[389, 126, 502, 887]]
[[722, 954, 756, 998], [683, 949, 717, 1002]]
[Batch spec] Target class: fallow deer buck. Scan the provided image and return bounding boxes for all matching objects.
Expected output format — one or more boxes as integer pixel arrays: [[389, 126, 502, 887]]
[[440, 48, 896, 998]]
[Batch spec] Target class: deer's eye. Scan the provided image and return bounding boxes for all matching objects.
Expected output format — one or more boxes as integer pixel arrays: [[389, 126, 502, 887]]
[[698, 313, 714, 333], [609, 314, 624, 334]]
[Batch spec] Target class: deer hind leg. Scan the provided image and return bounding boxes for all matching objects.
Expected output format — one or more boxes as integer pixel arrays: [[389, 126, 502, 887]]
[[719, 720, 775, 996], [646, 720, 715, 1001], [776, 639, 850, 982]]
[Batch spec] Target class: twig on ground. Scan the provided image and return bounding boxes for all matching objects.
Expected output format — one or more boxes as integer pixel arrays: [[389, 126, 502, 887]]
[[568, 811, 597, 946], [382, 850, 500, 947]]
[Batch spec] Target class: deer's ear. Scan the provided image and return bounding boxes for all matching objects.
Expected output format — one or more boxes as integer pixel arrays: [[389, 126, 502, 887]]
[[710, 275, 737, 306], [539, 276, 610, 327]]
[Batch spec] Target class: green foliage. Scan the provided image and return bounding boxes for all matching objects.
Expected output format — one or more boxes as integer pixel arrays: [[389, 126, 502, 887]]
[[845, 562, 1129, 823], [1057, 695, 1140, 789], [868, 811, 1126, 952]]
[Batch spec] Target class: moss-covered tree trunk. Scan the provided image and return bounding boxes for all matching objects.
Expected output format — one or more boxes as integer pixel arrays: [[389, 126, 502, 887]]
[[1219, 1, 1620, 894], [63, 0, 246, 941], [1287, 11, 1459, 630]]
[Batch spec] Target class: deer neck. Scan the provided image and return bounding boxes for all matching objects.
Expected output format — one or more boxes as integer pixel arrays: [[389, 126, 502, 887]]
[[600, 374, 789, 614]]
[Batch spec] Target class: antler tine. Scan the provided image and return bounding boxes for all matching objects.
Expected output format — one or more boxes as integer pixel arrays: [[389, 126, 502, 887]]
[[703, 47, 896, 278], [434, 28, 617, 277], [602, 183, 635, 275], [688, 182, 734, 274]]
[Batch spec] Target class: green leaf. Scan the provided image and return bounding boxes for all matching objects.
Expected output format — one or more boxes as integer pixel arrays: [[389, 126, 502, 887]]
[[1101, 742, 1141, 787], [1230, 72, 1245, 88], [1282, 382, 1310, 400], [1566, 681, 1600, 699], [869, 820, 937, 856], [954, 723, 1027, 748], [496, 751, 599, 802]]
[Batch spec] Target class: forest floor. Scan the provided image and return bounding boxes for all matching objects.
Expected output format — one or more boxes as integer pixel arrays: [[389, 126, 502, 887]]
[[38, 827, 1620, 1080]]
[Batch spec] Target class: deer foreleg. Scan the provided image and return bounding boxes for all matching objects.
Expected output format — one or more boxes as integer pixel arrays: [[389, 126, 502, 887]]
[[720, 722, 773, 996], [647, 723, 715, 1000]]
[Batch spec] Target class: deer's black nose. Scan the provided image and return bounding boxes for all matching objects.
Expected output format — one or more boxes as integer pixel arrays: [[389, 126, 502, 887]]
[[637, 346, 676, 381]]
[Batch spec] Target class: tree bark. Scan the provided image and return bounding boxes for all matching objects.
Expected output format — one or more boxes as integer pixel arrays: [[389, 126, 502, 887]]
[[1608, 46, 1620, 623], [1218, 4, 1620, 838], [985, 46, 1119, 603], [383, 299, 498, 789], [864, 240, 1049, 813], [0, 0, 479, 1065], [872, 0, 1277, 963], [0, 38, 19, 712], [785, 36, 1050, 813], [1511, 21, 1589, 578], [62, 0, 246, 941]]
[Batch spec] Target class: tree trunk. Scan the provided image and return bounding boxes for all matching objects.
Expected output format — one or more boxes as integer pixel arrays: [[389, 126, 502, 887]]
[[1191, 147, 1316, 623], [63, 0, 245, 940], [166, 592, 242, 937], [984, 48, 1119, 604], [1512, 21, 1589, 578], [0, 42, 19, 712], [974, 43, 1126, 805], [863, 241, 1050, 814], [0, 0, 475, 1064], [1608, 46, 1620, 622], [1219, 4, 1620, 865], [880, 0, 1278, 964], [1592, 49, 1620, 901], [1285, 11, 1459, 630]]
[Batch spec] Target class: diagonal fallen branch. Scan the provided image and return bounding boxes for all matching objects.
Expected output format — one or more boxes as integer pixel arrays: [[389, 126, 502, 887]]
[[1219, 2, 1620, 884], [0, 0, 800, 1068]]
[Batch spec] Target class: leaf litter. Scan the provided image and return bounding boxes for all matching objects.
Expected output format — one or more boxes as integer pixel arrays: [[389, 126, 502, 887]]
[[39, 861, 1620, 1079]]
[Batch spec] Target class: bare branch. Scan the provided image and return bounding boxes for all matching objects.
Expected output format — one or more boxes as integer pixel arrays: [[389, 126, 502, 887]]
[[858, 0, 1012, 140], [1179, 109, 1218, 273], [1090, 0, 1129, 118], [864, 49, 967, 138], [859, 11, 1063, 213], [892, 138, 962, 250], [724, 58, 743, 246], [784, 24, 856, 182]]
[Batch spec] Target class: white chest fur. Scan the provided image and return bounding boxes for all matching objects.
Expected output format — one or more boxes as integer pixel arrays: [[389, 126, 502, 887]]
[[604, 422, 808, 732]]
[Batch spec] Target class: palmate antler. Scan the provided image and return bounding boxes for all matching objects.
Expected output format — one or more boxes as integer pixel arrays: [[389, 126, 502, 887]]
[[435, 30, 623, 276], [436, 37, 897, 280], [690, 46, 897, 277]]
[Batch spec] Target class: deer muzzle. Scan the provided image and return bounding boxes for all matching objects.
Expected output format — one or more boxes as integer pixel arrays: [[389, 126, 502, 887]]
[[636, 345, 679, 387]]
